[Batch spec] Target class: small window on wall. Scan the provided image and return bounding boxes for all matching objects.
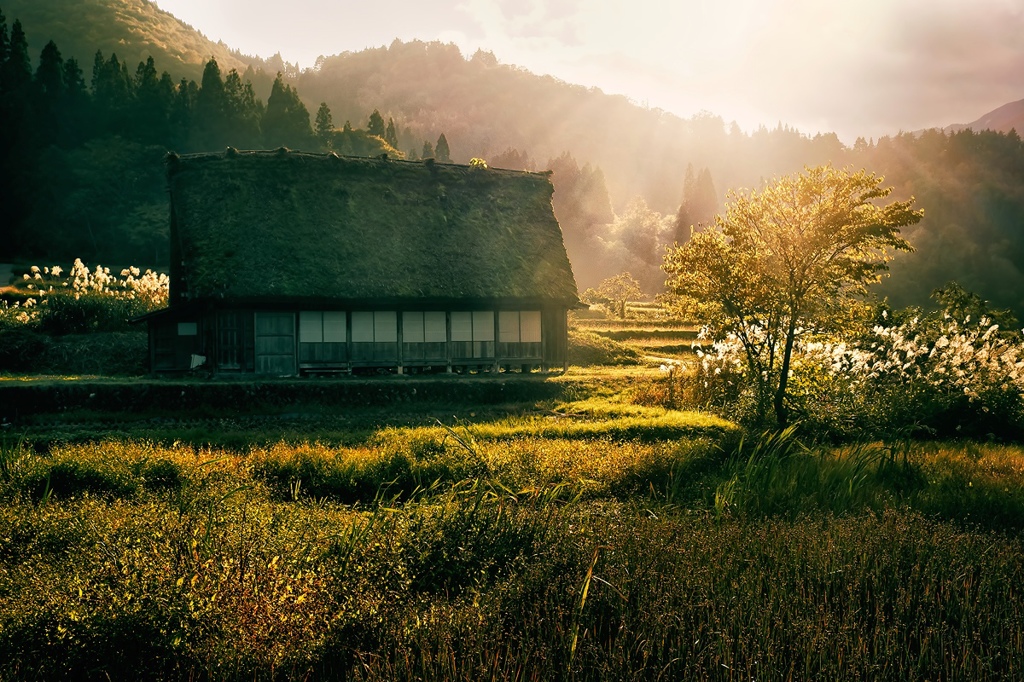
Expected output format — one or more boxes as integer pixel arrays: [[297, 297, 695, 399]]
[[451, 311, 494, 342], [352, 311, 397, 342], [299, 311, 347, 343], [498, 311, 541, 342], [403, 311, 447, 342], [177, 322, 198, 336]]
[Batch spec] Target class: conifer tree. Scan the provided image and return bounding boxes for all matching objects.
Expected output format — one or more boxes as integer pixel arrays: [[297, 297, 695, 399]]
[[192, 58, 227, 149], [385, 117, 398, 148], [263, 72, 312, 149], [435, 133, 451, 162], [367, 108, 385, 138], [0, 11, 9, 76], [33, 40, 65, 145], [673, 165, 718, 243], [170, 78, 198, 149], [1, 19, 30, 93], [91, 52, 133, 135], [133, 56, 168, 142], [314, 102, 334, 150], [0, 19, 35, 260], [59, 56, 89, 145], [421, 140, 434, 159], [223, 68, 262, 148]]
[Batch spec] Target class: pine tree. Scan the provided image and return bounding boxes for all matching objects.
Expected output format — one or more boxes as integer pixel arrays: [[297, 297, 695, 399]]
[[315, 102, 333, 150], [384, 117, 398, 149], [263, 72, 312, 149], [692, 168, 718, 227], [1, 19, 30, 93], [133, 56, 167, 142], [367, 109, 385, 138], [673, 164, 696, 243], [223, 68, 262, 148], [33, 40, 65, 145], [35, 40, 64, 98], [91, 52, 133, 135], [0, 19, 36, 260], [435, 133, 451, 162], [0, 11, 9, 77], [170, 78, 198, 149], [192, 58, 227, 149], [59, 56, 90, 145], [421, 140, 434, 159], [672, 165, 717, 244]]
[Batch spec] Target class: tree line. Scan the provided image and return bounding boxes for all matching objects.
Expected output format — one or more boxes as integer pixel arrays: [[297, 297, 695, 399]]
[[0, 9, 453, 263]]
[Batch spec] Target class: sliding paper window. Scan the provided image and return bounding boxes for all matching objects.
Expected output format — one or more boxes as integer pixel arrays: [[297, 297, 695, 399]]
[[498, 311, 541, 342], [299, 311, 347, 342], [351, 311, 398, 342], [402, 312, 447, 343]]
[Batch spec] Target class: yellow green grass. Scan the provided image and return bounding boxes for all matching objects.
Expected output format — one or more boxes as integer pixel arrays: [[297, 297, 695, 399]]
[[5, 380, 1024, 679]]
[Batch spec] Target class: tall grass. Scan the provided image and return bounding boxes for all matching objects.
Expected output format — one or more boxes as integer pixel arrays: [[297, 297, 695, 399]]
[[5, 426, 1024, 679]]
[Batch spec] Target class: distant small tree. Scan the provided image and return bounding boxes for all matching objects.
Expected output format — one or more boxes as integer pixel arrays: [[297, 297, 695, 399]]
[[421, 140, 434, 159], [367, 108, 385, 138], [435, 133, 451, 162], [385, 117, 398, 148], [584, 273, 644, 319], [315, 102, 333, 150]]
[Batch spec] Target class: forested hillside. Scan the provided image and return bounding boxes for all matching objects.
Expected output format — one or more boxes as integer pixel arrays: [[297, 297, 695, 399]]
[[2, 0, 254, 87], [3, 1, 1024, 317]]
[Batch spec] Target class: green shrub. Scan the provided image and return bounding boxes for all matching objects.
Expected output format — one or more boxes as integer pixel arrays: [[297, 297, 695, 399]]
[[568, 329, 641, 366], [0, 328, 51, 372]]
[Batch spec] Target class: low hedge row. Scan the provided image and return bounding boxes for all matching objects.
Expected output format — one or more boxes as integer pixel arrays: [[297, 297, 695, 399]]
[[0, 375, 568, 423]]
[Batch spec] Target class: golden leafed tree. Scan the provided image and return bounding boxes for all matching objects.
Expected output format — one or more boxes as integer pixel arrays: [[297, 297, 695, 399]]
[[663, 165, 923, 427]]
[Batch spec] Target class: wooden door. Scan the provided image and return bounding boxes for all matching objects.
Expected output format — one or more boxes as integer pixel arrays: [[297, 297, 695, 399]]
[[255, 312, 296, 375]]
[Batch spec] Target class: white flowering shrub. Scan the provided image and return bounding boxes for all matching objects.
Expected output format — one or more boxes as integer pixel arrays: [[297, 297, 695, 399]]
[[690, 332, 748, 414], [0, 260, 168, 334], [687, 312, 1024, 439]]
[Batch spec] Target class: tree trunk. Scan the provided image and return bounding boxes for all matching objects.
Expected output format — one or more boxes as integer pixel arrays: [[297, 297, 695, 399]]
[[774, 313, 798, 429]]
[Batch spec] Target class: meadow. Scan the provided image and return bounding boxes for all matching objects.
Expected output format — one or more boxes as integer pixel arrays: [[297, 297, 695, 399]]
[[2, 312, 1024, 680]]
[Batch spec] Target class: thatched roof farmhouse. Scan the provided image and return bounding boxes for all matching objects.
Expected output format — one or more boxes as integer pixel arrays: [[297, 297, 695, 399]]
[[146, 149, 579, 375]]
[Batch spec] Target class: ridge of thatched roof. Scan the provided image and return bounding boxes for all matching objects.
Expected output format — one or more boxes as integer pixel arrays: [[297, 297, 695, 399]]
[[167, 149, 578, 306]]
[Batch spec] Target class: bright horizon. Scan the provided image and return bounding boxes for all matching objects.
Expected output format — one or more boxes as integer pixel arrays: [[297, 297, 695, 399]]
[[153, 0, 1024, 143]]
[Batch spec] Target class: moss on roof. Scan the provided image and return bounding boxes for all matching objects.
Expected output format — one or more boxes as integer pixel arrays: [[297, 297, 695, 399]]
[[167, 150, 579, 305]]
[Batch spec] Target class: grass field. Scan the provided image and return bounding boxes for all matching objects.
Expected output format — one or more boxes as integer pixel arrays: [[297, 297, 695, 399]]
[[3, 314, 1024, 679]]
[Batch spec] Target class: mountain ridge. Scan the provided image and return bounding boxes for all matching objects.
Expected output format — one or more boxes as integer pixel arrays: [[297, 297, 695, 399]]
[[946, 97, 1024, 135]]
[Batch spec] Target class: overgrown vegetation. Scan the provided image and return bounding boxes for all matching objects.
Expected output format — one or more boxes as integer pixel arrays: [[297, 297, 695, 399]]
[[4, 303, 1024, 678], [4, 410, 1024, 680]]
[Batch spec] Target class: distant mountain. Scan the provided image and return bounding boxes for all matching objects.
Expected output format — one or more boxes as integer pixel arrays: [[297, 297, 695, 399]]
[[946, 97, 1024, 135], [2, 0, 254, 84]]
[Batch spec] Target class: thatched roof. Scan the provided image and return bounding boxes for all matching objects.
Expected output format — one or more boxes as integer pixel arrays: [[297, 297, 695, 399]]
[[167, 150, 578, 306]]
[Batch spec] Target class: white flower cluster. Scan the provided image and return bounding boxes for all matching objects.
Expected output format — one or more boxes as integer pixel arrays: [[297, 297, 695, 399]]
[[0, 297, 39, 325], [694, 331, 746, 386], [2, 260, 169, 329], [803, 316, 1024, 405], [61, 259, 168, 306]]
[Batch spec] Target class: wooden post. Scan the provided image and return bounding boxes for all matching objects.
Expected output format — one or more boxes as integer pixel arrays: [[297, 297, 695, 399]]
[[446, 311, 453, 373]]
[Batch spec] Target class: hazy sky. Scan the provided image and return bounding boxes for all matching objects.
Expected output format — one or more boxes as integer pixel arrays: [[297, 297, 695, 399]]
[[154, 0, 1024, 142]]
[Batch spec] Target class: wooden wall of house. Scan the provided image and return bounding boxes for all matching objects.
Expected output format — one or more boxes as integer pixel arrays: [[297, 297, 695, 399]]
[[149, 305, 570, 375]]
